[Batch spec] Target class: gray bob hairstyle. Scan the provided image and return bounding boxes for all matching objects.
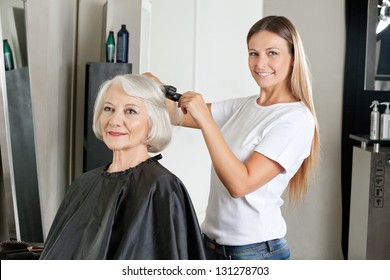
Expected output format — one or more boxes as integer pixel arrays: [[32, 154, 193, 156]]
[[92, 74, 172, 153]]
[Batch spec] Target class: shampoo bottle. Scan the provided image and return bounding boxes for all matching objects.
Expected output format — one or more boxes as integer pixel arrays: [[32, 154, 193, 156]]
[[105, 31, 115, 63], [380, 102, 390, 140], [370, 100, 380, 140], [3, 39, 14, 71], [116, 24, 129, 63]]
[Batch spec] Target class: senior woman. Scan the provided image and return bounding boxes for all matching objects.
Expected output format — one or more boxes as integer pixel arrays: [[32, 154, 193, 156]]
[[40, 74, 205, 260]]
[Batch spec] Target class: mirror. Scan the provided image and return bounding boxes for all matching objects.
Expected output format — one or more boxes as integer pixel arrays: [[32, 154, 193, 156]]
[[0, 0, 43, 243], [365, 0, 390, 91]]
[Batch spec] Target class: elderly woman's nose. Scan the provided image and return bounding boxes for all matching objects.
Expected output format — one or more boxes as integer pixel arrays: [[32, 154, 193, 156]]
[[108, 110, 123, 127]]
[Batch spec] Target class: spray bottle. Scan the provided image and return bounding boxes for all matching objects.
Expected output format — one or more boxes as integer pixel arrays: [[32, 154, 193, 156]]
[[370, 100, 380, 140], [380, 102, 390, 140]]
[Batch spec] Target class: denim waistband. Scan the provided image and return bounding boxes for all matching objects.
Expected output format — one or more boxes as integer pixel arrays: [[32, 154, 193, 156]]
[[202, 233, 283, 257]]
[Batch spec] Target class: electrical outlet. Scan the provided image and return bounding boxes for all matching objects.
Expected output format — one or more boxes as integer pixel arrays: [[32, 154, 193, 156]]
[[374, 187, 384, 197], [373, 198, 384, 208]]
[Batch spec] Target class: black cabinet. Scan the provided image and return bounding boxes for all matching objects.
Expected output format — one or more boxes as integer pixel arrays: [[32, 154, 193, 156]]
[[83, 62, 132, 172]]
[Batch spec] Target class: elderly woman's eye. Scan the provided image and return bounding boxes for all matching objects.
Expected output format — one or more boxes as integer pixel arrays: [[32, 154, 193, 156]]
[[126, 108, 138, 114], [103, 106, 113, 112]]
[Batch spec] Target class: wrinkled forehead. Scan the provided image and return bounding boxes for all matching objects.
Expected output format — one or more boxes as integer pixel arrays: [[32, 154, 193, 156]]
[[104, 83, 146, 107]]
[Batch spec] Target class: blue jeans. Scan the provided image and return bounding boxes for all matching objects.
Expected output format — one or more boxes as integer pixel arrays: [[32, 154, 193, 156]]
[[203, 234, 291, 260]]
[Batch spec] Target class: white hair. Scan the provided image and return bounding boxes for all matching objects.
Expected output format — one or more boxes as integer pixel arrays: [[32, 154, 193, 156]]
[[92, 74, 172, 153]]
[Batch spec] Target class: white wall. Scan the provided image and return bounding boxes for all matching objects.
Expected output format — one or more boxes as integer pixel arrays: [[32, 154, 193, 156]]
[[151, 0, 345, 259], [264, 0, 345, 259], [149, 0, 262, 221], [107, 0, 143, 74]]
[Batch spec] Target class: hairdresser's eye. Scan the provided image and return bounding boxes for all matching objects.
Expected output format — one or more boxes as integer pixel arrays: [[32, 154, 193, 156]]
[[268, 51, 279, 56]]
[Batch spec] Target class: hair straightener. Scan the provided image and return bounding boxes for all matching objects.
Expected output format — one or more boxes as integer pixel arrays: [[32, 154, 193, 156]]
[[163, 85, 182, 102]]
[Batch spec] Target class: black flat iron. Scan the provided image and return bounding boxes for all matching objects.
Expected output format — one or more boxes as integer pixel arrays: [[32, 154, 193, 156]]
[[163, 85, 182, 102]]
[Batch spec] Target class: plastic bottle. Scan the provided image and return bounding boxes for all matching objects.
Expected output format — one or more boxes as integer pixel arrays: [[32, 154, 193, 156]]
[[116, 24, 129, 63], [3, 39, 14, 71], [106, 31, 115, 63], [380, 102, 390, 140], [370, 100, 380, 140]]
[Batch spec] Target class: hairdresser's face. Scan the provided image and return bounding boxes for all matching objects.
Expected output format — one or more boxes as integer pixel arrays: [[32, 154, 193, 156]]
[[248, 30, 293, 90], [100, 83, 150, 153]]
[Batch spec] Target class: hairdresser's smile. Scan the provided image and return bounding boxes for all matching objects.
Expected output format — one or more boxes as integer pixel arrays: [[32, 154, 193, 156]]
[[256, 71, 275, 78]]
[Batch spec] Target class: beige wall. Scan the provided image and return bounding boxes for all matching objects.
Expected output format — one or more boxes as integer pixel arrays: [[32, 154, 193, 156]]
[[26, 0, 77, 238], [0, 0, 24, 68], [264, 0, 345, 259], [72, 0, 108, 180]]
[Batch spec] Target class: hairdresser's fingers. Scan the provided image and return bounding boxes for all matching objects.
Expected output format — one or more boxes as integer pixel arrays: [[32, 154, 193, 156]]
[[181, 107, 188, 114], [178, 96, 187, 114], [142, 72, 163, 84], [179, 92, 208, 121]]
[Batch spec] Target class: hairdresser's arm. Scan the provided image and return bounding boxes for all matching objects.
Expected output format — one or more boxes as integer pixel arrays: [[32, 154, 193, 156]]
[[179, 92, 284, 198]]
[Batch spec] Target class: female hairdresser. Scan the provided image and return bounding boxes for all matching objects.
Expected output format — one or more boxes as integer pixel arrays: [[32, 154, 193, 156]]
[[146, 15, 319, 260]]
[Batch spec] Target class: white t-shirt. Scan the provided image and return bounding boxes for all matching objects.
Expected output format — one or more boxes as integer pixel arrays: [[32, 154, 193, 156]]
[[201, 95, 315, 245]]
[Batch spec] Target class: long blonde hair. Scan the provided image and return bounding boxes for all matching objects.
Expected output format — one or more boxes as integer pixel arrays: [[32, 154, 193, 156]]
[[247, 16, 320, 204]]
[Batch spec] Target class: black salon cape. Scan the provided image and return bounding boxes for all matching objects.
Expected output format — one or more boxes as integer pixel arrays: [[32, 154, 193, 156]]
[[40, 155, 205, 260]]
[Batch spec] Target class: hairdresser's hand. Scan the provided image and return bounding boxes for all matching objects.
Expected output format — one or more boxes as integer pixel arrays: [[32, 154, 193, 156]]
[[178, 92, 212, 128], [142, 72, 163, 84]]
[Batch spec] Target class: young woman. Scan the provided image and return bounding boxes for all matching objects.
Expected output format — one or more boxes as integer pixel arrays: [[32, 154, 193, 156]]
[[147, 15, 319, 260]]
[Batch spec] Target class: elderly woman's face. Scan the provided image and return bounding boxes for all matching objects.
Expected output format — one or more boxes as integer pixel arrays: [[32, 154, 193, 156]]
[[100, 83, 150, 153]]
